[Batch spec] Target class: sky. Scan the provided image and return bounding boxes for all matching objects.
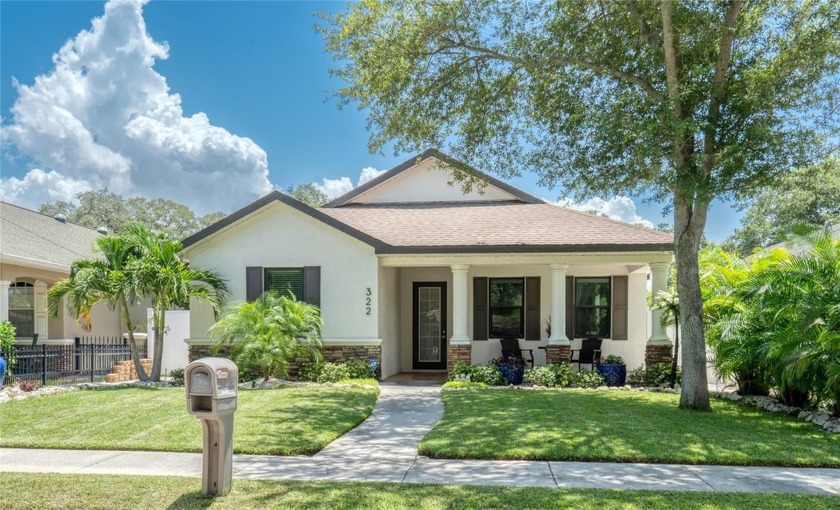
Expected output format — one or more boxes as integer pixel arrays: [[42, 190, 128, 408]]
[[0, 0, 744, 241]]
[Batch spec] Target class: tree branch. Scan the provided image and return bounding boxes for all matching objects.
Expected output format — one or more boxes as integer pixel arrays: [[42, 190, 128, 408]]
[[659, 0, 686, 169], [702, 0, 744, 176], [626, 0, 660, 54]]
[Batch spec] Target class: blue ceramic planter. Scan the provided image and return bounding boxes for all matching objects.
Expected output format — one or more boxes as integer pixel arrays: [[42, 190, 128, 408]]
[[598, 364, 627, 387], [498, 364, 525, 385]]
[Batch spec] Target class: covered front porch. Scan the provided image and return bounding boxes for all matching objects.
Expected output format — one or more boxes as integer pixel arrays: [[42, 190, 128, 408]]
[[376, 252, 673, 380]]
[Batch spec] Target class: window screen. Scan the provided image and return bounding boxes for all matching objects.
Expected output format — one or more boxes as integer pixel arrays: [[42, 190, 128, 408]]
[[264, 268, 304, 300]]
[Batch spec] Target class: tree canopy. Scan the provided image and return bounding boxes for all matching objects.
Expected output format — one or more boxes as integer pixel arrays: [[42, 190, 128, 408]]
[[287, 184, 329, 208], [39, 189, 224, 239], [322, 0, 839, 410], [725, 158, 840, 255]]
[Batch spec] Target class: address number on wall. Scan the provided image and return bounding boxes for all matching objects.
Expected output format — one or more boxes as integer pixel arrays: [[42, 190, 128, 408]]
[[365, 287, 372, 315]]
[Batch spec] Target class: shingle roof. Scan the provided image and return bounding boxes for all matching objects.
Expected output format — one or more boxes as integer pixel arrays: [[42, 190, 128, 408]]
[[0, 201, 103, 269], [320, 201, 673, 253]]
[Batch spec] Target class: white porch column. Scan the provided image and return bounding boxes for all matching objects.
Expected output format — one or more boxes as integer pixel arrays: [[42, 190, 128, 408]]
[[0, 280, 10, 322], [450, 264, 471, 344], [547, 264, 570, 345], [648, 262, 672, 345]]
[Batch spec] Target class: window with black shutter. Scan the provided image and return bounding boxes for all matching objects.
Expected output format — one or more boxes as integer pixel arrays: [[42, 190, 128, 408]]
[[489, 278, 524, 338], [574, 277, 611, 338], [264, 268, 304, 300]]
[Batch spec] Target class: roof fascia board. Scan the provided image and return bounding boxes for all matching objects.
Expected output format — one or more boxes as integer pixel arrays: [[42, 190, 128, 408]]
[[323, 149, 543, 208], [374, 243, 675, 255], [1, 253, 71, 273], [182, 190, 388, 251]]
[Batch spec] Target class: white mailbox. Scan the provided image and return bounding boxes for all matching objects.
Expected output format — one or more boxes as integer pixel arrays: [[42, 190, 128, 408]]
[[185, 357, 238, 496]]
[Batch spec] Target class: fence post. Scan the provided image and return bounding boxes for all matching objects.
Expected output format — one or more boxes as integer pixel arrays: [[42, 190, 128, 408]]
[[90, 344, 96, 383], [75, 337, 81, 371], [41, 344, 47, 385]]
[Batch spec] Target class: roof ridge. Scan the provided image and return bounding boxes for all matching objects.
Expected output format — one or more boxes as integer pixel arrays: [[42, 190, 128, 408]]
[[0, 200, 105, 234]]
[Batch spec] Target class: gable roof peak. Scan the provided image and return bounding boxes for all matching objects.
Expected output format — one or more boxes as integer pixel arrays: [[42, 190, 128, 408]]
[[323, 149, 543, 208]]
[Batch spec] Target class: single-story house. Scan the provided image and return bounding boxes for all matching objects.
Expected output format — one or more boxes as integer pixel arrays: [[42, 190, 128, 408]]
[[183, 150, 675, 378], [0, 201, 143, 345]]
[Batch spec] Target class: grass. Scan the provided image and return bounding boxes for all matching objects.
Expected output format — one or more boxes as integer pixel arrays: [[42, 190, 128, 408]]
[[0, 385, 377, 455], [2, 473, 838, 510], [419, 389, 840, 467]]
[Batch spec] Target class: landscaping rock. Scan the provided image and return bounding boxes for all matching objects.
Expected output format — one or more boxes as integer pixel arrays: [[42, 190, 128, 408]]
[[811, 413, 831, 427]]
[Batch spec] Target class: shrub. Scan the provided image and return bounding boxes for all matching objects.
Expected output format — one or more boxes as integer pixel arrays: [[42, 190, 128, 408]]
[[442, 381, 489, 389], [523, 363, 574, 387], [602, 354, 625, 365], [18, 380, 38, 392], [573, 369, 605, 388], [297, 362, 322, 382], [344, 358, 376, 380], [627, 363, 681, 387], [448, 362, 505, 386], [316, 363, 351, 383], [169, 368, 185, 386]]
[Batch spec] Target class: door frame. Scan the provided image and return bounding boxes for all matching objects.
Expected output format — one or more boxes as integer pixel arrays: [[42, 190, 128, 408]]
[[412, 281, 448, 370]]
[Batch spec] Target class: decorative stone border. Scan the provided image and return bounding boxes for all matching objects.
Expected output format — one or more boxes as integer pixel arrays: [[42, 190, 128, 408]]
[[712, 391, 840, 434], [0, 380, 173, 404]]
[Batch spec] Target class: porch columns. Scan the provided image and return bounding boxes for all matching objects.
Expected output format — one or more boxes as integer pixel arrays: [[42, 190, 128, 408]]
[[648, 262, 672, 345], [0, 280, 9, 322], [547, 264, 570, 345], [449, 265, 470, 345]]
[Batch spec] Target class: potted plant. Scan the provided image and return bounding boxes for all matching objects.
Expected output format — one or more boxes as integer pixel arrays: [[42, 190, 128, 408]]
[[492, 356, 525, 385], [597, 354, 627, 387]]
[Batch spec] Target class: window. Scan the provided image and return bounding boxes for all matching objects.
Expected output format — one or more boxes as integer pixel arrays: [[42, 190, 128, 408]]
[[264, 268, 304, 300], [8, 281, 34, 338], [489, 278, 524, 338], [575, 277, 611, 338]]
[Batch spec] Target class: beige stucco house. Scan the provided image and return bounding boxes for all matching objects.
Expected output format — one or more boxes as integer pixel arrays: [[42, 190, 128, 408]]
[[183, 150, 675, 378], [0, 201, 140, 344]]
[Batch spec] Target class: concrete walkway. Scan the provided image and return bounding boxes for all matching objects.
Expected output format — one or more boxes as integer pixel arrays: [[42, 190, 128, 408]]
[[2, 383, 839, 495]]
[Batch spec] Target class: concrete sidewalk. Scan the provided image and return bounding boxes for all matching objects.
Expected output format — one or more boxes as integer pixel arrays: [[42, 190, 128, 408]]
[[2, 447, 839, 494], [2, 383, 839, 494]]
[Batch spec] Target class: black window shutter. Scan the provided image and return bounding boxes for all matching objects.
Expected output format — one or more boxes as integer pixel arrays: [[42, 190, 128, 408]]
[[612, 275, 629, 340], [565, 276, 574, 340], [524, 277, 540, 340], [246, 266, 263, 302], [303, 266, 321, 307], [473, 277, 488, 341]]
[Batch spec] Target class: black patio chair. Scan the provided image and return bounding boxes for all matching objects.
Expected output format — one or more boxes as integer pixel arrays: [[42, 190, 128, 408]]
[[500, 337, 534, 368], [571, 338, 602, 370]]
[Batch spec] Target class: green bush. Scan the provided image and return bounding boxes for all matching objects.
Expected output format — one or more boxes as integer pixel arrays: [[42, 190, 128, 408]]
[[572, 369, 605, 388], [448, 362, 505, 386], [602, 355, 625, 365], [627, 363, 681, 387], [169, 368, 184, 386], [523, 363, 574, 387], [344, 358, 376, 380], [442, 381, 489, 389]]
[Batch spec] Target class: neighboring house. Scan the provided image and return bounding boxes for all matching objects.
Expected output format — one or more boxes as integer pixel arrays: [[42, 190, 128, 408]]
[[183, 150, 675, 378], [0, 201, 141, 344]]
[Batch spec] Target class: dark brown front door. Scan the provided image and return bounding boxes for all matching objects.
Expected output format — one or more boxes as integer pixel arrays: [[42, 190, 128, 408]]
[[413, 282, 447, 370]]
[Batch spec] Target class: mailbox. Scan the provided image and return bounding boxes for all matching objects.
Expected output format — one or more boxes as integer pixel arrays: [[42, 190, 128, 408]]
[[185, 357, 238, 496]]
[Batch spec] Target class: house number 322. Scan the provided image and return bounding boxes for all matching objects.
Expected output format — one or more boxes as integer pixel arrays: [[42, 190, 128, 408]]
[[365, 288, 372, 315]]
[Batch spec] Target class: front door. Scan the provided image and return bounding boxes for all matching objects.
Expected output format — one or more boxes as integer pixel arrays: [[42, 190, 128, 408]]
[[413, 282, 447, 370]]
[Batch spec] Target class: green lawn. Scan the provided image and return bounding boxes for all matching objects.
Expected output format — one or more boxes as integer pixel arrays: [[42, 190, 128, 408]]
[[419, 389, 840, 467], [2, 473, 838, 510], [0, 386, 377, 455]]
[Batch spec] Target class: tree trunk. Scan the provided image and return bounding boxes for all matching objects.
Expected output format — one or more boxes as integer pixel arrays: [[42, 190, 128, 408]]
[[670, 316, 680, 389], [151, 306, 165, 382], [121, 299, 148, 381], [673, 198, 711, 410]]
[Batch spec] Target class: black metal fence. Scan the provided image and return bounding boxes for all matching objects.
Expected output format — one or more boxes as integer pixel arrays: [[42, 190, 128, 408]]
[[1, 342, 148, 387]]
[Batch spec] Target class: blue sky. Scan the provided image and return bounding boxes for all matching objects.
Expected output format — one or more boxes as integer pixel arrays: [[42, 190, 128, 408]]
[[0, 0, 743, 241]]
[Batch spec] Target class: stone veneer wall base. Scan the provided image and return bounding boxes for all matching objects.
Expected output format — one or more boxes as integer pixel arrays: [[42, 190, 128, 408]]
[[545, 345, 572, 364], [447, 344, 472, 371], [645, 344, 674, 366]]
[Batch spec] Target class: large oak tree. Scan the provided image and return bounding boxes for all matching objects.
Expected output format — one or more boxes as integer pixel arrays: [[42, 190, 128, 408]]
[[321, 0, 838, 409]]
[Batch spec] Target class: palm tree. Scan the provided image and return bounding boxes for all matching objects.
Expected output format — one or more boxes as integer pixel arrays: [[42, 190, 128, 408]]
[[122, 225, 229, 381], [47, 235, 150, 380], [210, 292, 322, 380]]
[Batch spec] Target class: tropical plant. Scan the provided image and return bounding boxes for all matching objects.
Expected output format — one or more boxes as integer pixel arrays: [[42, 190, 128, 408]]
[[124, 225, 228, 381], [602, 355, 626, 366], [523, 363, 574, 388], [211, 292, 322, 381], [628, 363, 682, 387], [573, 369, 605, 389], [651, 287, 680, 388], [448, 362, 505, 386], [47, 233, 149, 380], [321, 0, 839, 411]]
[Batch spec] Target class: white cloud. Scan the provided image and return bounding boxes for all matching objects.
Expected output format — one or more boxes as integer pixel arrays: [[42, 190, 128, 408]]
[[315, 167, 386, 199], [555, 196, 655, 229], [0, 0, 271, 213], [357, 166, 386, 186]]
